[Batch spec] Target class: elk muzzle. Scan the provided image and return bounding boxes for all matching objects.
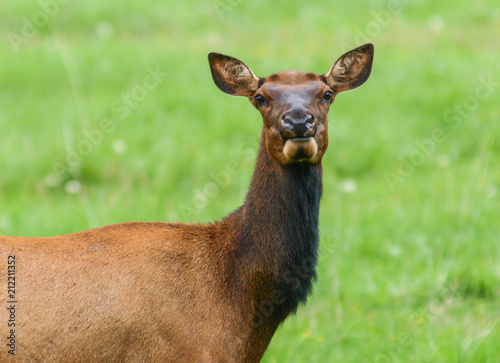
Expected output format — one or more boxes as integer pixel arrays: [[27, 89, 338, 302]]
[[280, 107, 319, 162]]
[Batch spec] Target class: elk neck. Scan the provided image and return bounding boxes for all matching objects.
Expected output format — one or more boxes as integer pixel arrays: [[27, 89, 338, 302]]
[[227, 129, 323, 319]]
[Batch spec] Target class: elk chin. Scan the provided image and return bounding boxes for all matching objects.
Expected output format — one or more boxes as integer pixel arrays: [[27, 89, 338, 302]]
[[283, 137, 319, 163]]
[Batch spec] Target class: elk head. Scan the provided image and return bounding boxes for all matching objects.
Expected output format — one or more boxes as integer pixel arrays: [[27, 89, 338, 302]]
[[208, 44, 374, 165]]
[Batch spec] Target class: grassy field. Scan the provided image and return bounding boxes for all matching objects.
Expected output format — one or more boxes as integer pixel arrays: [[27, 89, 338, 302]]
[[1, 0, 499, 361]]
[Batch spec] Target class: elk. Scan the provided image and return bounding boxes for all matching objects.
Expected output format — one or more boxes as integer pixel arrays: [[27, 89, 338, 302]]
[[0, 44, 374, 362]]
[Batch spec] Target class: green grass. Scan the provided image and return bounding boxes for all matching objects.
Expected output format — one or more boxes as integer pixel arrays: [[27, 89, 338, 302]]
[[1, 0, 499, 361]]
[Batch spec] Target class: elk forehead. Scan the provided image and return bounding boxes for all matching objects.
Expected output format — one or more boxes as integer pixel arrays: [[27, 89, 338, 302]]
[[263, 71, 325, 90], [264, 70, 323, 84], [261, 81, 326, 97], [259, 72, 328, 106]]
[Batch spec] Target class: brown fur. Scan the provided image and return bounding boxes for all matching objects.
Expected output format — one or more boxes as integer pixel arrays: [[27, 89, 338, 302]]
[[1, 44, 373, 362]]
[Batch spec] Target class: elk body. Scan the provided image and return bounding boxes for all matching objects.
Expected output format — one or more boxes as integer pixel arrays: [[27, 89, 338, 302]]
[[0, 44, 373, 362]]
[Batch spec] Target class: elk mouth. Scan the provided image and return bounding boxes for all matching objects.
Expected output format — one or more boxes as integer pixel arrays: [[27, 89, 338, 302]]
[[283, 136, 318, 162]]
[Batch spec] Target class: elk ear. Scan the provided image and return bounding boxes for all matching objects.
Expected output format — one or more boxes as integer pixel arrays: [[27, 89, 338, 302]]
[[208, 53, 260, 97], [324, 43, 374, 92]]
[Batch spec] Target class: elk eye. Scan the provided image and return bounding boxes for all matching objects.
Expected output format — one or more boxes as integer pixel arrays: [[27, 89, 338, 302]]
[[323, 91, 333, 102], [255, 94, 265, 105]]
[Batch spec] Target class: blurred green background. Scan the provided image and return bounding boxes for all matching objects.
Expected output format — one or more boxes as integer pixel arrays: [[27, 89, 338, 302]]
[[1, 0, 499, 361]]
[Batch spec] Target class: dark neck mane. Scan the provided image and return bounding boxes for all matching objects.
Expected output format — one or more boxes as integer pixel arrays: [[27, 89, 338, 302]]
[[232, 130, 323, 321]]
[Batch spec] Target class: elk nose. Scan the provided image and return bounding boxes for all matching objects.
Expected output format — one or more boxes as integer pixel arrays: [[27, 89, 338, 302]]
[[282, 114, 315, 137]]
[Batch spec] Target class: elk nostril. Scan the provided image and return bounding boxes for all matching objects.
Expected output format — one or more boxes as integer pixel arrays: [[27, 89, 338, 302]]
[[304, 115, 314, 130], [282, 116, 294, 131]]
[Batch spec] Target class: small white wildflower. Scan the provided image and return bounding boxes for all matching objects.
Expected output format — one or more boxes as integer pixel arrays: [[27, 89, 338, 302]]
[[65, 180, 82, 194], [428, 15, 445, 35], [44, 173, 60, 187], [341, 179, 357, 194], [113, 139, 127, 155], [389, 245, 402, 257]]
